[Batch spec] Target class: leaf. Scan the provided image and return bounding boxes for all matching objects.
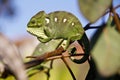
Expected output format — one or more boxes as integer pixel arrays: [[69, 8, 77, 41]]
[[32, 39, 63, 56], [78, 0, 112, 23], [28, 65, 47, 80], [91, 16, 120, 77]]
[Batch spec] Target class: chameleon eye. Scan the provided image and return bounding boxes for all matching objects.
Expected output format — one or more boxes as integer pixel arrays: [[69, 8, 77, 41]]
[[31, 19, 36, 25], [27, 18, 37, 27]]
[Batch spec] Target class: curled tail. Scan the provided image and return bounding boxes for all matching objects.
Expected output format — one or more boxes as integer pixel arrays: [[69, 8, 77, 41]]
[[70, 33, 90, 64]]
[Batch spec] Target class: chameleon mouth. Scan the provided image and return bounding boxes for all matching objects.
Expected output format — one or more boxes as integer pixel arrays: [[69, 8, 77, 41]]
[[27, 27, 48, 38]]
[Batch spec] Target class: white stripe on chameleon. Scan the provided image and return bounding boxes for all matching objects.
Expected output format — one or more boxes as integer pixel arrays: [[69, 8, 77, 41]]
[[63, 18, 67, 23], [45, 18, 50, 24], [72, 22, 75, 26], [54, 17, 57, 22]]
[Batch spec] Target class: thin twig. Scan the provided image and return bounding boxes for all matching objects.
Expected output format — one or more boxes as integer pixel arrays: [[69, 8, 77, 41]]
[[61, 56, 76, 80], [46, 53, 85, 61], [111, 5, 120, 32], [26, 46, 64, 59], [27, 53, 85, 61], [84, 4, 120, 31], [84, 23, 106, 31], [25, 51, 85, 69], [25, 47, 64, 69], [104, 4, 120, 16]]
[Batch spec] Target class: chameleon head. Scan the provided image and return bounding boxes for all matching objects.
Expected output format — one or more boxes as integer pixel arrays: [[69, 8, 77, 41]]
[[27, 11, 51, 42]]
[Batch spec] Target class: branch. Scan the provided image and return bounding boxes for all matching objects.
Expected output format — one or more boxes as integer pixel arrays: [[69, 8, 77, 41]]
[[25, 46, 64, 69], [84, 23, 106, 31], [104, 4, 120, 16], [110, 5, 120, 32], [84, 4, 120, 31], [46, 53, 85, 61], [25, 46, 85, 69]]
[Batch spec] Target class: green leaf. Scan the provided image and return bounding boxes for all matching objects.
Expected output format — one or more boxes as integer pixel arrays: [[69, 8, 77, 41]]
[[91, 16, 120, 76], [33, 39, 63, 55], [78, 0, 112, 23]]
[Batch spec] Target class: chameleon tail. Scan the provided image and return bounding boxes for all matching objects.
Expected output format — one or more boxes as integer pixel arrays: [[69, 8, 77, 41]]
[[70, 33, 90, 64]]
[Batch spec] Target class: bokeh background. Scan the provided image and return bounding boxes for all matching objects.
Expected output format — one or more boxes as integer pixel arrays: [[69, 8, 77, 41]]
[[0, 0, 120, 80]]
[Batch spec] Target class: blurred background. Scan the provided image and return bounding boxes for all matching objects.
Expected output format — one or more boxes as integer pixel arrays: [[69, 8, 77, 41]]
[[0, 0, 120, 80]]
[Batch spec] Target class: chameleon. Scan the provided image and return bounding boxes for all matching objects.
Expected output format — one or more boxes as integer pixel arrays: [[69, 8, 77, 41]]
[[27, 11, 90, 64]]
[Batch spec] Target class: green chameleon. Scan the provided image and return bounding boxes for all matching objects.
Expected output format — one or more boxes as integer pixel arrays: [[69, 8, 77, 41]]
[[27, 11, 90, 64]]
